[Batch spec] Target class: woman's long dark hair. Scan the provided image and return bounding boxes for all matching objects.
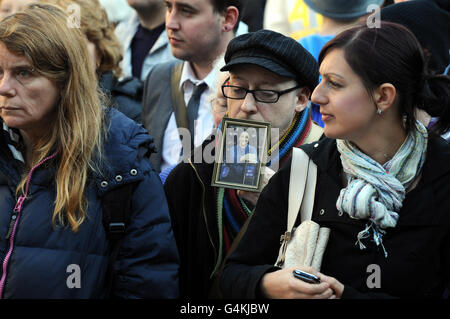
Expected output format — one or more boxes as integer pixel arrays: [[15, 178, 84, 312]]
[[319, 22, 450, 135]]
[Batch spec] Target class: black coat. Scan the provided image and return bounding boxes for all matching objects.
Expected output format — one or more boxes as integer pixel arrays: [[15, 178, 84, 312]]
[[220, 137, 450, 299], [164, 136, 220, 298], [100, 72, 143, 123]]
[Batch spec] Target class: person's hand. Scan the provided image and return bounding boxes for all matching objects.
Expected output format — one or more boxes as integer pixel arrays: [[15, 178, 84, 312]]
[[237, 167, 275, 206], [260, 266, 334, 299], [318, 273, 345, 299]]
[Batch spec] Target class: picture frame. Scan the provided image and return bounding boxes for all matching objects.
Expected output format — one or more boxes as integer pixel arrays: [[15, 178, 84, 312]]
[[211, 117, 271, 192]]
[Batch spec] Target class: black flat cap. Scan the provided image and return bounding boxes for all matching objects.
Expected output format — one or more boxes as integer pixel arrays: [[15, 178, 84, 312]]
[[221, 29, 319, 92]]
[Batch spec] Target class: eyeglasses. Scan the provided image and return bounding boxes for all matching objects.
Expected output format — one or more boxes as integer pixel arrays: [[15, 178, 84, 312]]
[[221, 81, 300, 103]]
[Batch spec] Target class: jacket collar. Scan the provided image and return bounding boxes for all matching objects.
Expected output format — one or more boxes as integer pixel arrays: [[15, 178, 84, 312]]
[[301, 137, 341, 171], [421, 135, 450, 184], [93, 108, 151, 195]]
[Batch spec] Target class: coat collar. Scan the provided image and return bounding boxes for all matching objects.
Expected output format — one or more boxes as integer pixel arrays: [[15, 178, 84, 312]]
[[421, 135, 450, 184], [94, 108, 152, 193], [300, 137, 342, 177]]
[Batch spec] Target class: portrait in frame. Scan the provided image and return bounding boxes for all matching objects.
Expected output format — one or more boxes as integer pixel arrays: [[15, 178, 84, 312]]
[[212, 117, 271, 192]]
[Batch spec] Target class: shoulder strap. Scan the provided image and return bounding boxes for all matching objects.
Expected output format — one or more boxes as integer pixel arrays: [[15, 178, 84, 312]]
[[287, 147, 310, 230], [102, 183, 135, 241], [275, 147, 317, 267], [170, 63, 189, 131], [101, 182, 136, 298], [299, 150, 317, 222]]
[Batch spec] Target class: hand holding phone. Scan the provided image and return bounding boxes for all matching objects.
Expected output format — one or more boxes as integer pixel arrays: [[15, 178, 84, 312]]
[[292, 269, 321, 284]]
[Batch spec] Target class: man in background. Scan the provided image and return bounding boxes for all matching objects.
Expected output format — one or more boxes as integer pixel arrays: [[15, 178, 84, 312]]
[[115, 0, 177, 81], [141, 0, 243, 173]]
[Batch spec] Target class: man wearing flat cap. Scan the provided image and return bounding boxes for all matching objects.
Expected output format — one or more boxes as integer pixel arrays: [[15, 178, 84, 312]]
[[164, 29, 323, 299]]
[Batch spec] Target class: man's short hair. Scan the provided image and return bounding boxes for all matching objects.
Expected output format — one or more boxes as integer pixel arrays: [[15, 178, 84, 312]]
[[210, 0, 243, 32]]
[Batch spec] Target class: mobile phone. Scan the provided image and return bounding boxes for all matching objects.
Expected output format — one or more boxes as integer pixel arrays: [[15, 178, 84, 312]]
[[293, 269, 321, 284]]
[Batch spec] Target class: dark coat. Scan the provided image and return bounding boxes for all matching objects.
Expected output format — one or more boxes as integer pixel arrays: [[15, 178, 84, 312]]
[[0, 108, 179, 298], [164, 135, 219, 299], [220, 136, 450, 299], [100, 72, 143, 123]]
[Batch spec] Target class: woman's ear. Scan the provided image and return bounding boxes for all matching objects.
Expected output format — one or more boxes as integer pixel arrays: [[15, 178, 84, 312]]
[[294, 87, 311, 113], [373, 83, 396, 113]]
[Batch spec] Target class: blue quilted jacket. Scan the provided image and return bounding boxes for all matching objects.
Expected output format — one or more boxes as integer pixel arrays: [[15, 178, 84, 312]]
[[0, 108, 179, 298]]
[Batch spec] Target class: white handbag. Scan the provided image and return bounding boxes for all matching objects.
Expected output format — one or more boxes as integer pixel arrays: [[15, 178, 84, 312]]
[[275, 147, 330, 271]]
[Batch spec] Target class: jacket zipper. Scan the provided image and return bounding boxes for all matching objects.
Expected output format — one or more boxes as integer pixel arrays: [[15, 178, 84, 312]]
[[0, 151, 58, 298]]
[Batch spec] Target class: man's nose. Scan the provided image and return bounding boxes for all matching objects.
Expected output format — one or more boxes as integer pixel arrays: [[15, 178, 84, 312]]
[[166, 9, 180, 31], [240, 92, 258, 114]]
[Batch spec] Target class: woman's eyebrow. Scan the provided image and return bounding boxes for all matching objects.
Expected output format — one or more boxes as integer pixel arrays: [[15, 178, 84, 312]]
[[321, 72, 344, 79]]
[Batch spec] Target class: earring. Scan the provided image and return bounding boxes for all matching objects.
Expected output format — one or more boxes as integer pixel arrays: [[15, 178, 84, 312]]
[[377, 108, 382, 115]]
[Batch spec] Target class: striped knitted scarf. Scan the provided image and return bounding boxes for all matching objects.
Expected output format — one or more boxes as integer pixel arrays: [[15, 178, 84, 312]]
[[211, 109, 312, 276], [336, 120, 428, 257]]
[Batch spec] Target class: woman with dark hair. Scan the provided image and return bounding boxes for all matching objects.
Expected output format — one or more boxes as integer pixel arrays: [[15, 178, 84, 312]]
[[220, 22, 450, 299]]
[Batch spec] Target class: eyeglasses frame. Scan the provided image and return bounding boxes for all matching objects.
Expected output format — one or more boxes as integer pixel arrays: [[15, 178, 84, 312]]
[[221, 78, 301, 103]]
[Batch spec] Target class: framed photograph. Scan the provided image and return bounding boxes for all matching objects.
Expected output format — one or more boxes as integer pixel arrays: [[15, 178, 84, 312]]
[[211, 117, 271, 192]]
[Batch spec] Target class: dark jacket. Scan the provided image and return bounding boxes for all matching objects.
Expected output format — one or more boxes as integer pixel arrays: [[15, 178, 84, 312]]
[[142, 60, 184, 173], [100, 72, 143, 123], [0, 108, 179, 298], [220, 136, 450, 299], [164, 135, 219, 299]]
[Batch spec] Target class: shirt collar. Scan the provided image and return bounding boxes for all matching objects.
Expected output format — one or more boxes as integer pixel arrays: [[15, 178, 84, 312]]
[[179, 61, 218, 92]]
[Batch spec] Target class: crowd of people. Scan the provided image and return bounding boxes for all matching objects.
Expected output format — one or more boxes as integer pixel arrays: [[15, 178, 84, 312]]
[[0, 0, 448, 300]]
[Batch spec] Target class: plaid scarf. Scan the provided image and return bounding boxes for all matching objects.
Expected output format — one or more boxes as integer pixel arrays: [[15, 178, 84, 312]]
[[336, 120, 428, 257]]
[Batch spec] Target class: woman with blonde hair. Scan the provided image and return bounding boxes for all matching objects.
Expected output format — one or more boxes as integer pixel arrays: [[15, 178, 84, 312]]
[[43, 0, 143, 122], [0, 3, 179, 298]]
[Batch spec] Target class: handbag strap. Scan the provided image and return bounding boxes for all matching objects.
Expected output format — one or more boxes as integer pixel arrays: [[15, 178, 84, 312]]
[[276, 147, 318, 267], [287, 147, 310, 232], [300, 150, 317, 222], [289, 121, 321, 224]]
